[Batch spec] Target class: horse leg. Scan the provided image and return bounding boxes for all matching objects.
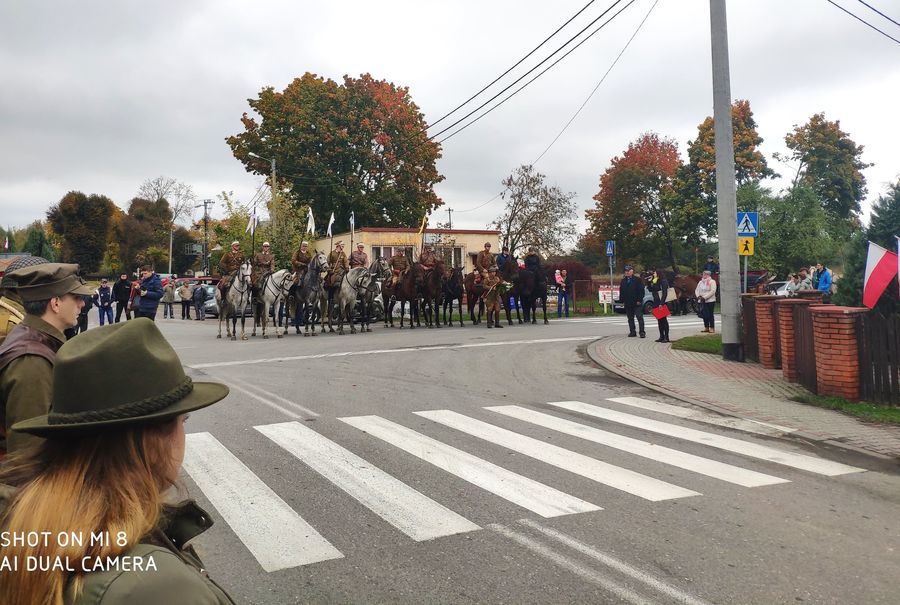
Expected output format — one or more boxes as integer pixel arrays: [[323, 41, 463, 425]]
[[217, 314, 223, 339], [399, 301, 405, 329]]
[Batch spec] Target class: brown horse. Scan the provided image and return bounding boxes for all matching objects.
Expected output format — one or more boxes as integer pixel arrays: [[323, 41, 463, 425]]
[[464, 270, 485, 324], [442, 266, 465, 327], [382, 262, 423, 328], [421, 260, 446, 328], [498, 256, 524, 325]]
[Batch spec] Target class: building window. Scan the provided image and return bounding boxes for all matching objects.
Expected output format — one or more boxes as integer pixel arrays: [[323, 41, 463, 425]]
[[434, 246, 464, 267]]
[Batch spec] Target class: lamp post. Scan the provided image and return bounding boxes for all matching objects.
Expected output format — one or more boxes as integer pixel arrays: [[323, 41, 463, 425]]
[[248, 152, 276, 256]]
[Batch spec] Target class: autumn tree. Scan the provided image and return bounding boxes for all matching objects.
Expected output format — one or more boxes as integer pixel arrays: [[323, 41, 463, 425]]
[[587, 133, 683, 270], [490, 165, 576, 257], [115, 198, 174, 271], [675, 100, 775, 240], [781, 112, 870, 238], [21, 221, 57, 261], [137, 176, 197, 273], [46, 191, 115, 272], [226, 72, 444, 230]]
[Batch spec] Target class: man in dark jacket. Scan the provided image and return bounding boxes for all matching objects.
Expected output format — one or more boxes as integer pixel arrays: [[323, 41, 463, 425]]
[[702, 256, 719, 274], [135, 265, 164, 321], [619, 265, 646, 338], [112, 273, 132, 322], [94, 278, 114, 325]]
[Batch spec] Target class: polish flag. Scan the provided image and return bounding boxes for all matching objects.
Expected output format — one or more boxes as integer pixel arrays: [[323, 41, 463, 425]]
[[862, 241, 898, 308]]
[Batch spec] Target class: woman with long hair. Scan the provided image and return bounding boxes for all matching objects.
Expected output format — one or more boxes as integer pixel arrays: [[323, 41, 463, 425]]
[[647, 267, 670, 343], [0, 318, 233, 604]]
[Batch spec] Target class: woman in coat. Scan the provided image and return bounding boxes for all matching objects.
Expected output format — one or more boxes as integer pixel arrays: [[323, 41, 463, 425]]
[[0, 319, 234, 604], [695, 270, 718, 333], [647, 267, 670, 343]]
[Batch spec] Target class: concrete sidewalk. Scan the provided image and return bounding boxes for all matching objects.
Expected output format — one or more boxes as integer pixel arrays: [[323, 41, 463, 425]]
[[588, 334, 900, 460]]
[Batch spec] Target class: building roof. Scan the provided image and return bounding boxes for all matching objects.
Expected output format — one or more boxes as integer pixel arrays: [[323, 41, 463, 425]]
[[329, 227, 500, 236]]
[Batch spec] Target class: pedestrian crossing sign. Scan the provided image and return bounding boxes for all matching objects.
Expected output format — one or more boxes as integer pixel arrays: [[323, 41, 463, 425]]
[[737, 212, 758, 236], [738, 237, 754, 256]]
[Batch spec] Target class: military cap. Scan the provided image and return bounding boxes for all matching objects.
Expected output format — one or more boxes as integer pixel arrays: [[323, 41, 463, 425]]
[[13, 318, 229, 436], [0, 255, 49, 292], [6, 263, 94, 302], [262, 241, 270, 246], [335, 241, 344, 246]]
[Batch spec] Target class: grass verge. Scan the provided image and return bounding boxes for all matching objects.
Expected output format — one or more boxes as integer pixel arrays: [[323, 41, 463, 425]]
[[789, 394, 900, 425], [671, 333, 722, 355]]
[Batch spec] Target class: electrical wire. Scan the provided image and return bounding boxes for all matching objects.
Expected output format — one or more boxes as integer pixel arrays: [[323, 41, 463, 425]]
[[826, 0, 900, 44], [438, 0, 636, 145], [429, 0, 599, 129], [428, 0, 628, 141], [855, 0, 900, 28]]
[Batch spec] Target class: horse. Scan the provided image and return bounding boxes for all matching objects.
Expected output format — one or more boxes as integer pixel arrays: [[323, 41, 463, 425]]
[[216, 260, 252, 341], [364, 258, 391, 328], [442, 266, 465, 327], [498, 256, 524, 325], [382, 262, 423, 329], [464, 270, 485, 325], [295, 251, 329, 336], [333, 266, 377, 335], [252, 269, 293, 339], [420, 260, 446, 328], [517, 265, 548, 324]]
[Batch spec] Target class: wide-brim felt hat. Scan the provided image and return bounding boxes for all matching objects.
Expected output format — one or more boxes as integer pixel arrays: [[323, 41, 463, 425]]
[[13, 318, 228, 437]]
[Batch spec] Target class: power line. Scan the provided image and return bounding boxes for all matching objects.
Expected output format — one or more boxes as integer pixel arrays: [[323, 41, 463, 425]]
[[428, 0, 629, 141], [532, 0, 658, 166], [855, 0, 900, 28], [826, 0, 900, 45], [429, 0, 599, 129], [438, 0, 637, 145]]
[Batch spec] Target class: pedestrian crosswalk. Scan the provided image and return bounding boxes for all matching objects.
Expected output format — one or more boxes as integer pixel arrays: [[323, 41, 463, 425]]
[[182, 397, 865, 573]]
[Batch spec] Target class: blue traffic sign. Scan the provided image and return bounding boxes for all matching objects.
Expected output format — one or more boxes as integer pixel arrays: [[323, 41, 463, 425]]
[[737, 212, 759, 236], [605, 240, 615, 257]]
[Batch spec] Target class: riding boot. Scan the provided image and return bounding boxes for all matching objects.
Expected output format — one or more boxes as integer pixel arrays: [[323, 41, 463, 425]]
[[487, 310, 494, 328]]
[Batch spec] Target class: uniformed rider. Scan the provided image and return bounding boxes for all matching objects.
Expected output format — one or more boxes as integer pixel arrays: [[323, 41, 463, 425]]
[[418, 244, 437, 272], [389, 248, 409, 286], [291, 241, 312, 286], [350, 243, 368, 269], [217, 240, 244, 297], [476, 242, 494, 277], [326, 241, 349, 301], [252, 241, 275, 290]]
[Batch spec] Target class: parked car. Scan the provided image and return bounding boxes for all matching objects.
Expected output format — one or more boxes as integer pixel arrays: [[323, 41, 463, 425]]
[[613, 289, 671, 315], [203, 284, 252, 318]]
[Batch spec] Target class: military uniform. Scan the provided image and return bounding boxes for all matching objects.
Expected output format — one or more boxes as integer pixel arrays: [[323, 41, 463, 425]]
[[482, 271, 504, 328], [252, 250, 275, 286], [217, 248, 244, 293], [389, 252, 409, 285], [350, 249, 369, 268], [0, 296, 24, 344], [327, 248, 349, 288], [476, 249, 495, 276], [291, 247, 312, 285], [419, 248, 437, 270]]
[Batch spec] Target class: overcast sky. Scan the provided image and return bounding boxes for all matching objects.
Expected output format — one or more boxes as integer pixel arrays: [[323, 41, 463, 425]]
[[1, 0, 898, 242]]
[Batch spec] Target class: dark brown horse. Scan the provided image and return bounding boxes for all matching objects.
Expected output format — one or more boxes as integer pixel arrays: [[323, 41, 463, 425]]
[[464, 270, 485, 324], [421, 260, 446, 328], [382, 262, 423, 328], [442, 266, 465, 327], [498, 256, 523, 325]]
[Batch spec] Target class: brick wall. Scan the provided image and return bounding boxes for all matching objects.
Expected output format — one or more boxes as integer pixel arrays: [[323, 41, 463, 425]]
[[810, 306, 868, 400], [754, 295, 782, 369], [775, 298, 815, 382]]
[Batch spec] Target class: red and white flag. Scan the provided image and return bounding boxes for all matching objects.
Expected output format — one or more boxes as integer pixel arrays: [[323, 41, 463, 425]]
[[862, 241, 898, 308], [2, 236, 7, 250]]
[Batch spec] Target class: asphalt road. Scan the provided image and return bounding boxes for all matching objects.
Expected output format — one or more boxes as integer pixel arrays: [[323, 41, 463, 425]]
[[158, 312, 900, 605]]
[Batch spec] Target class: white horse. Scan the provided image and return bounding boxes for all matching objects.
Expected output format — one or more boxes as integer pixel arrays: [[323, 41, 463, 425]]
[[216, 260, 252, 340], [333, 266, 377, 335], [252, 269, 294, 339]]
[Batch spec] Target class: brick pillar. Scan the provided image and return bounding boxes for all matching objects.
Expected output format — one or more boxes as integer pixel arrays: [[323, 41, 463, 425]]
[[795, 290, 825, 302], [810, 306, 868, 401], [755, 295, 782, 369], [741, 294, 760, 362], [775, 298, 814, 382]]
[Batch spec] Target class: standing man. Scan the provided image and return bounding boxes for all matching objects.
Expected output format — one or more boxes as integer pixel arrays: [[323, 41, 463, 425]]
[[797, 267, 813, 291], [193, 282, 207, 321], [482, 266, 504, 329], [702, 256, 720, 274], [94, 278, 114, 326], [112, 273, 132, 322], [350, 243, 369, 269], [327, 241, 349, 302], [135, 265, 163, 321], [557, 269, 572, 318], [0, 263, 93, 455], [291, 241, 312, 286], [178, 281, 193, 320], [217, 240, 244, 298], [815, 262, 832, 301], [619, 265, 646, 338], [161, 278, 176, 319], [476, 242, 495, 277]]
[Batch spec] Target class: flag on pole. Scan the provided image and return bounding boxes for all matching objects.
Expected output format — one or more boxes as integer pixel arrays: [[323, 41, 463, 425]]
[[350, 211, 355, 241], [417, 215, 428, 237], [896, 235, 900, 297], [245, 209, 258, 235], [862, 241, 899, 308], [2, 236, 7, 250], [306, 208, 315, 235], [326, 213, 335, 237]]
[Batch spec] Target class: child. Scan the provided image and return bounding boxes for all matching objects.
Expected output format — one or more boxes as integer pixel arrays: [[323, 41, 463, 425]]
[[555, 269, 564, 286]]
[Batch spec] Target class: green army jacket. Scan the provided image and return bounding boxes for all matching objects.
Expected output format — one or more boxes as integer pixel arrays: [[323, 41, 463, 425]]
[[69, 500, 235, 605]]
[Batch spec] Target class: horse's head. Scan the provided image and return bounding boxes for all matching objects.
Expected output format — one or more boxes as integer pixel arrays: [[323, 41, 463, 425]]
[[450, 266, 464, 285], [313, 250, 329, 273], [238, 260, 252, 283], [371, 257, 391, 280]]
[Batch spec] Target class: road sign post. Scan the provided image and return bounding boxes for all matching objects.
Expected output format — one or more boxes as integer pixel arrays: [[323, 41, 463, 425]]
[[738, 236, 754, 293], [606, 241, 615, 315]]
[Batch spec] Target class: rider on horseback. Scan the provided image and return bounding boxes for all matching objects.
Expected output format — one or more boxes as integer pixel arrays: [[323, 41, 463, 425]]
[[350, 243, 368, 268], [476, 242, 494, 278], [252, 242, 275, 293], [326, 241, 349, 304], [218, 241, 244, 297], [389, 248, 409, 286], [524, 247, 546, 287], [418, 245, 437, 273], [291, 241, 311, 286]]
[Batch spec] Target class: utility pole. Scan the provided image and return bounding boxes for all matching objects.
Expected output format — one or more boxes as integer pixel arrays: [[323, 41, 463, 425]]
[[269, 158, 276, 247], [446, 207, 453, 230], [710, 0, 742, 361], [195, 199, 213, 276]]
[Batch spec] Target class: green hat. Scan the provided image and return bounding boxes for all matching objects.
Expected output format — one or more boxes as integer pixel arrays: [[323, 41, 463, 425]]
[[6, 263, 94, 302], [13, 318, 228, 437]]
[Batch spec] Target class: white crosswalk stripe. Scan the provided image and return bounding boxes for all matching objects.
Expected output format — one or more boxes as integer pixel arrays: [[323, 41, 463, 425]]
[[606, 396, 796, 435], [415, 409, 700, 501], [183, 432, 343, 572], [547, 400, 865, 476], [485, 405, 789, 488], [255, 421, 480, 541], [340, 415, 602, 517]]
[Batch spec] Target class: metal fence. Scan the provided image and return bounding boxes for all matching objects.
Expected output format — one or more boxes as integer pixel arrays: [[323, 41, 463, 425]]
[[858, 311, 900, 405], [793, 304, 818, 394]]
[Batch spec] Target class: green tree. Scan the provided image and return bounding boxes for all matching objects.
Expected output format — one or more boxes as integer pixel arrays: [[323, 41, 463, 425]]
[[675, 100, 775, 241], [21, 221, 57, 261], [782, 112, 871, 238], [3, 228, 15, 253], [116, 197, 174, 271], [226, 73, 444, 231], [491, 165, 576, 257], [46, 191, 115, 272], [833, 181, 900, 313]]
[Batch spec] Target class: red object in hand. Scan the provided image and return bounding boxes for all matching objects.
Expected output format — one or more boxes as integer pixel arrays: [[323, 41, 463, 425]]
[[651, 305, 670, 320]]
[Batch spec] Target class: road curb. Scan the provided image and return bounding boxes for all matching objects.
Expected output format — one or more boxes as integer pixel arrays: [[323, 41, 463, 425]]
[[585, 337, 895, 461]]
